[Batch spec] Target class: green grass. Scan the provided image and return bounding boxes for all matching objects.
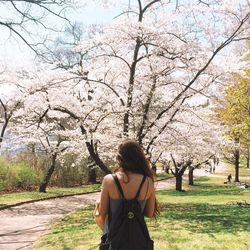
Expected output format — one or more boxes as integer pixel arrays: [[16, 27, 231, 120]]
[[34, 176, 250, 250], [0, 185, 100, 207]]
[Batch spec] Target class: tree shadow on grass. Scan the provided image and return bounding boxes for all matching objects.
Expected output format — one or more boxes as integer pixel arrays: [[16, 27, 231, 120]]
[[160, 203, 250, 234]]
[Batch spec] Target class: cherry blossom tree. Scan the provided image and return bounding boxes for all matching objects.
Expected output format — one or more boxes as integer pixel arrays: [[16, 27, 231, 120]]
[[0, 65, 28, 149], [6, 69, 83, 191], [5, 0, 249, 181], [160, 102, 224, 190], [9, 66, 115, 189], [13, 119, 72, 192], [54, 0, 249, 171]]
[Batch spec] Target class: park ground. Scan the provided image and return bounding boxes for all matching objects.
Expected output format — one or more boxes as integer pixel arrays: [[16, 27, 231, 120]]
[[0, 163, 250, 250]]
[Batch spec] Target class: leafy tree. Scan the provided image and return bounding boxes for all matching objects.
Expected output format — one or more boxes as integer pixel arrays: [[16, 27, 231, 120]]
[[216, 49, 250, 181]]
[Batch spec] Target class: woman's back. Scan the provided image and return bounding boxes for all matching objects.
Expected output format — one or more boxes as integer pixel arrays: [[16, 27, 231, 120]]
[[108, 172, 152, 201], [96, 139, 156, 249], [102, 173, 154, 249], [100, 172, 155, 219], [103, 173, 148, 234]]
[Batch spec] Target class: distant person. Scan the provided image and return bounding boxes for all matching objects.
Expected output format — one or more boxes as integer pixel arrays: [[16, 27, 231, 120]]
[[213, 165, 215, 173], [94, 139, 157, 249], [227, 174, 232, 183]]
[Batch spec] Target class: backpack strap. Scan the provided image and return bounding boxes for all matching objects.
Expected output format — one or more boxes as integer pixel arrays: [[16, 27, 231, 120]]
[[135, 175, 147, 199], [112, 174, 125, 199], [112, 174, 147, 200]]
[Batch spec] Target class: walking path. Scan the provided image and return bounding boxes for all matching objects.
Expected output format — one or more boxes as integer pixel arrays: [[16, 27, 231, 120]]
[[0, 163, 226, 250], [0, 192, 100, 250]]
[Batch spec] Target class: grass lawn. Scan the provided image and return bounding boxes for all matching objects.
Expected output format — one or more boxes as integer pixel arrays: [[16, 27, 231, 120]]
[[0, 185, 101, 207], [34, 176, 250, 250]]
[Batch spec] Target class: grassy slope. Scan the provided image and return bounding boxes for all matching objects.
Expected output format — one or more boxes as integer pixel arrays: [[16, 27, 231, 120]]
[[34, 176, 250, 250]]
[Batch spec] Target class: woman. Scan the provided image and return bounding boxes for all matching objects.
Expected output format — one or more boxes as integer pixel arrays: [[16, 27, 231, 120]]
[[95, 139, 157, 249]]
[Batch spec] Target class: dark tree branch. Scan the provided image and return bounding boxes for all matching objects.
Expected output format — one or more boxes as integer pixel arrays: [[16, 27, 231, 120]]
[[0, 0, 72, 55]]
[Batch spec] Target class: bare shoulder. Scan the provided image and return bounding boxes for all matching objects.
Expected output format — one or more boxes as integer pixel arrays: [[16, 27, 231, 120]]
[[102, 174, 115, 186], [103, 174, 113, 181]]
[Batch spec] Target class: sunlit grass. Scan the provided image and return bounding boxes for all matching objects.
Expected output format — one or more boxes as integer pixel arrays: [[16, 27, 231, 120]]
[[158, 176, 250, 204], [0, 185, 101, 207], [33, 206, 100, 250], [34, 176, 250, 250]]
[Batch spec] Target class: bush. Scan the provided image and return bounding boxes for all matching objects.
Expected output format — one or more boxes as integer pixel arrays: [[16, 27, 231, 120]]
[[15, 162, 41, 190], [0, 158, 9, 191], [0, 157, 41, 192]]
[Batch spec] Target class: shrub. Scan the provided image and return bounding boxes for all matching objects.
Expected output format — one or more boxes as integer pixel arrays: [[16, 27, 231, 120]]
[[0, 157, 41, 192], [15, 162, 41, 190], [0, 158, 9, 191]]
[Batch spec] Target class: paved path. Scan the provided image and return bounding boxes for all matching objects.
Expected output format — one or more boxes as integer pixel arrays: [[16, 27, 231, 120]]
[[0, 163, 226, 250], [0, 192, 100, 250]]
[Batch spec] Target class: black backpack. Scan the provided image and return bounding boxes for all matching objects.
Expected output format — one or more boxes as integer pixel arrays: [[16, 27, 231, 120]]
[[99, 174, 154, 250]]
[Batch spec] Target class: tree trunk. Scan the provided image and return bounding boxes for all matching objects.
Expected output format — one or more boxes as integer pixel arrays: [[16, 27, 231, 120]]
[[188, 167, 194, 185], [234, 143, 240, 182], [176, 174, 183, 191], [151, 165, 157, 174], [137, 79, 157, 144], [39, 154, 57, 193], [247, 148, 250, 168], [0, 116, 10, 149], [88, 167, 97, 183], [85, 141, 111, 174]]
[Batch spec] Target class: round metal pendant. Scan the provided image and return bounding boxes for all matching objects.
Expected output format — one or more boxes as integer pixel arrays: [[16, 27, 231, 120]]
[[127, 211, 134, 219]]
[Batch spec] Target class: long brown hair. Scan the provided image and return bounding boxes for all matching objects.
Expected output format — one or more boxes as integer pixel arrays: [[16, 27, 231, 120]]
[[115, 139, 154, 180], [114, 139, 159, 217]]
